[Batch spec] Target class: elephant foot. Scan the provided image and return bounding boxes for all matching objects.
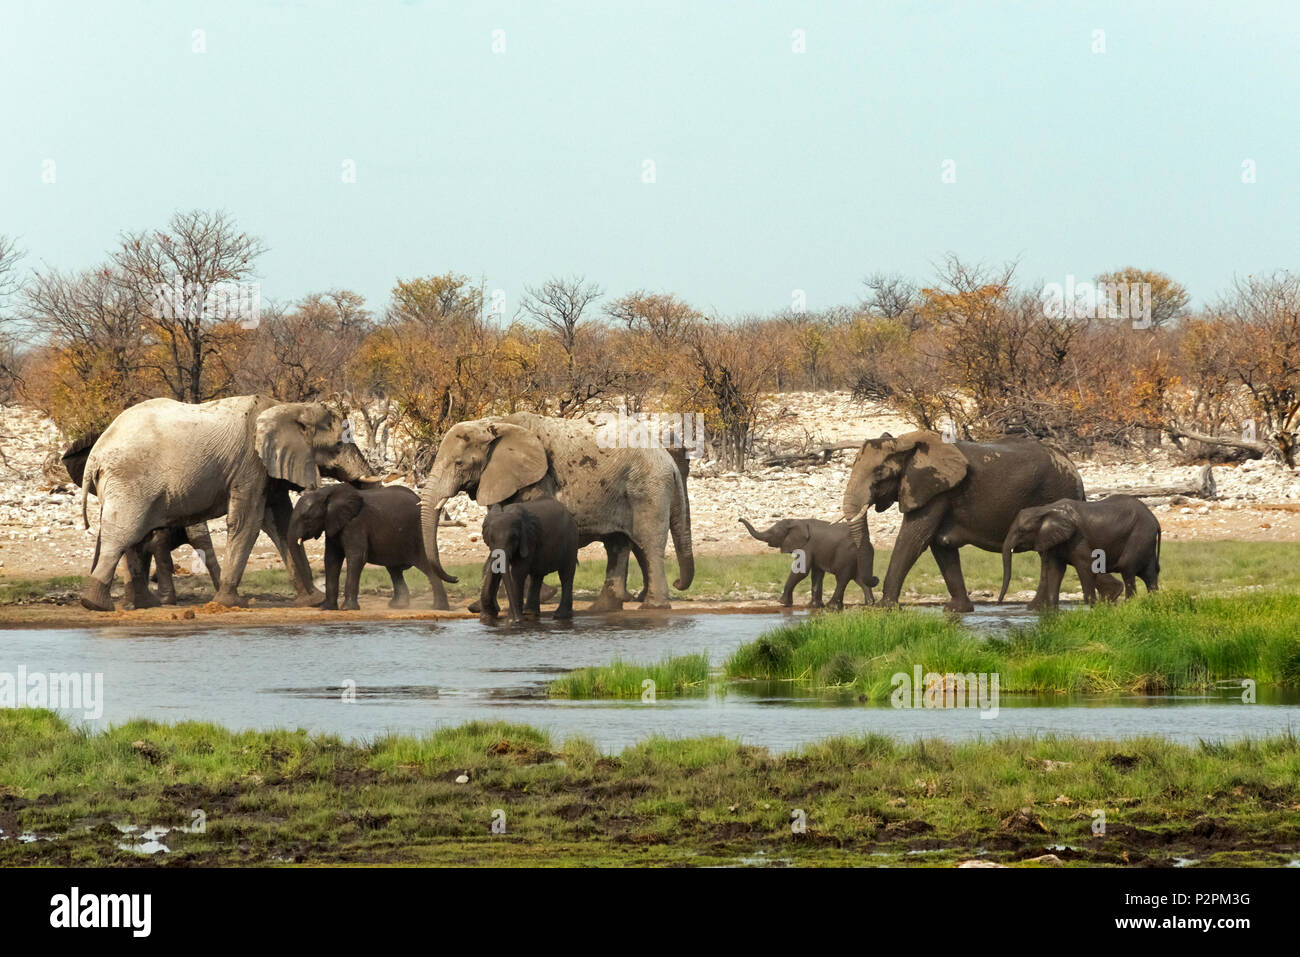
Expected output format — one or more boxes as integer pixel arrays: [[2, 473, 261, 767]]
[[808, 600, 825, 610], [553, 606, 573, 620], [827, 601, 844, 612], [467, 599, 483, 614], [128, 586, 162, 609], [876, 597, 899, 609], [638, 597, 672, 610], [942, 598, 975, 613], [588, 584, 625, 613], [213, 589, 249, 608], [341, 600, 361, 611], [779, 596, 794, 607], [1026, 599, 1058, 612], [293, 589, 325, 607], [388, 596, 411, 609], [80, 580, 114, 612], [320, 601, 339, 611], [479, 612, 499, 624], [159, 594, 178, 606]]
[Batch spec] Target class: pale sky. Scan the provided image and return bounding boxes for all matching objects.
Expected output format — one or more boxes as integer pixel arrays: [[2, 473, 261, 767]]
[[2, 0, 1297, 317]]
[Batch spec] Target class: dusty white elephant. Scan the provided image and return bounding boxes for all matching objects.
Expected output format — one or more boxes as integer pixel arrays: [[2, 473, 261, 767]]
[[79, 395, 379, 611], [419, 412, 694, 609]]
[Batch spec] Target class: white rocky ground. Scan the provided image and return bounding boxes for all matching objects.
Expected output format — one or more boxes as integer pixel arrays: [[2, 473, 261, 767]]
[[3, 393, 1299, 581]]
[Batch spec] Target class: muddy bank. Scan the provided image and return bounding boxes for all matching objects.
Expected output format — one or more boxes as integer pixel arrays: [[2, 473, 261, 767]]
[[0, 594, 814, 630]]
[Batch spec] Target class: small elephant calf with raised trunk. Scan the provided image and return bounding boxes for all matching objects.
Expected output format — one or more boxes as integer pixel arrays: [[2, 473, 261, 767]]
[[480, 499, 579, 623], [289, 483, 457, 611], [740, 517, 878, 609], [1000, 495, 1161, 610]]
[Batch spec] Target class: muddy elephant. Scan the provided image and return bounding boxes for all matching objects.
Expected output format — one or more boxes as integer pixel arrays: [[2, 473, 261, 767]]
[[288, 482, 454, 610], [479, 499, 579, 622], [419, 411, 693, 610], [79, 395, 377, 611], [999, 495, 1161, 609], [841, 430, 1112, 611], [62, 431, 221, 607], [740, 517, 878, 609]]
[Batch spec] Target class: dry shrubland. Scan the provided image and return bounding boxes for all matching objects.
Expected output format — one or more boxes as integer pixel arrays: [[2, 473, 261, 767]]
[[3, 211, 1298, 472]]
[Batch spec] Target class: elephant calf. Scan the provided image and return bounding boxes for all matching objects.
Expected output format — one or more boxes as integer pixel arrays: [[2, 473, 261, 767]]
[[999, 495, 1161, 610], [289, 483, 456, 611], [740, 517, 878, 609], [480, 499, 579, 623]]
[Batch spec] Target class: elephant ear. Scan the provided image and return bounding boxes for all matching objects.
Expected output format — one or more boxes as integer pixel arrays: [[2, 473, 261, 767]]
[[325, 486, 364, 538], [256, 405, 322, 490], [781, 522, 812, 554], [896, 431, 969, 513], [476, 423, 548, 506], [1035, 510, 1076, 551]]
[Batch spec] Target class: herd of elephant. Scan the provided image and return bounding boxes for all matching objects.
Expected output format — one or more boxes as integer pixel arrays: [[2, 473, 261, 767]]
[[64, 395, 1160, 619]]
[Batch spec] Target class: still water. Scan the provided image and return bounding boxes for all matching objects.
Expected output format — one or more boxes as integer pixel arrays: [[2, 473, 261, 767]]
[[4, 608, 1297, 752]]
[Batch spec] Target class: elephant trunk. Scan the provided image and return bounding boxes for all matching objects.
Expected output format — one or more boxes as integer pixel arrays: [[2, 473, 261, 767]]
[[847, 503, 871, 547], [670, 472, 694, 590], [419, 471, 460, 585], [739, 517, 777, 546], [326, 442, 377, 483], [999, 533, 1016, 603]]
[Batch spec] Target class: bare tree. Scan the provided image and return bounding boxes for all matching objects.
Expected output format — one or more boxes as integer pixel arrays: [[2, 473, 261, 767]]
[[0, 236, 25, 398], [862, 271, 920, 327], [112, 209, 266, 402], [520, 275, 603, 361]]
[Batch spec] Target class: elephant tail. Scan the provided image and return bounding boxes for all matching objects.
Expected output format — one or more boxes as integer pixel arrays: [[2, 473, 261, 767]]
[[669, 463, 694, 591], [1155, 526, 1161, 572]]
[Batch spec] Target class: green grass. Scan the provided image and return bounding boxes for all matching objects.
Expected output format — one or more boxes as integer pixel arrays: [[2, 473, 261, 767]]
[[723, 591, 1300, 698], [2, 709, 1297, 866], [548, 654, 710, 698], [0, 575, 83, 604]]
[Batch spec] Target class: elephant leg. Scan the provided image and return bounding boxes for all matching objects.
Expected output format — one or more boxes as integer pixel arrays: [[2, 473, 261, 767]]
[[263, 487, 322, 606], [930, 543, 973, 613], [524, 575, 543, 618], [1121, 573, 1137, 599], [341, 553, 363, 611], [1030, 558, 1066, 610], [555, 556, 576, 620], [468, 557, 494, 614], [388, 567, 411, 608], [827, 572, 849, 611], [124, 542, 162, 609], [631, 504, 672, 609], [213, 488, 264, 607], [780, 569, 807, 606], [504, 567, 527, 622], [479, 569, 501, 620], [321, 539, 342, 610], [149, 530, 178, 605], [878, 506, 945, 606], [809, 568, 825, 609], [185, 523, 222, 593], [82, 495, 154, 612], [603, 540, 637, 602]]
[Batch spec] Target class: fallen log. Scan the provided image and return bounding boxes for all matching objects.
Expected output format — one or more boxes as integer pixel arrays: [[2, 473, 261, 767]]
[[761, 440, 862, 467], [1088, 464, 1217, 501]]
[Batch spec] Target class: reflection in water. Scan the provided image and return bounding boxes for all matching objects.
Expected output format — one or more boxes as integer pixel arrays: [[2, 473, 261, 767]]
[[2, 607, 1298, 752]]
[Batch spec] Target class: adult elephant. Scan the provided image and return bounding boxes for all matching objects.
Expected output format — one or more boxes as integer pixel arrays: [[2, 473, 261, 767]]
[[62, 431, 221, 608], [79, 395, 378, 611], [419, 412, 693, 609], [841, 430, 1102, 611]]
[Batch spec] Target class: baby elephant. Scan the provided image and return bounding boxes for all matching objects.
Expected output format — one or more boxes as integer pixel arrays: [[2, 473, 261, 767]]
[[480, 499, 579, 622], [740, 517, 878, 609], [289, 483, 457, 610], [999, 495, 1161, 610]]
